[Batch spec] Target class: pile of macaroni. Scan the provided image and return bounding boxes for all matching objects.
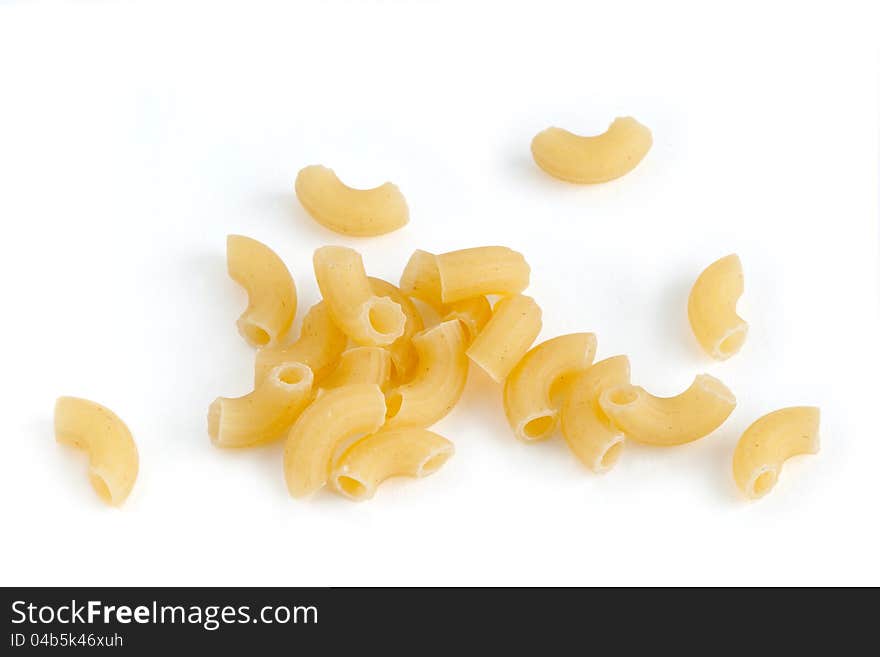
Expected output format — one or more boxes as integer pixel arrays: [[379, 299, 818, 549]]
[[54, 116, 820, 505]]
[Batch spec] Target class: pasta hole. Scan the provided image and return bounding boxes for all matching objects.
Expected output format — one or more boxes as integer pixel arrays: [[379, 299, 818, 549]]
[[278, 367, 304, 385], [753, 471, 776, 497], [243, 323, 271, 347], [600, 442, 623, 470], [718, 328, 747, 358], [367, 299, 404, 338], [608, 388, 638, 406], [419, 451, 451, 476], [523, 415, 555, 439], [385, 392, 402, 419], [89, 473, 113, 504], [337, 476, 368, 499]]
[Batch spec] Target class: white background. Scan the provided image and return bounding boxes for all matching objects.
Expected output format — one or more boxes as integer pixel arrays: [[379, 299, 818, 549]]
[[1, 0, 878, 586]]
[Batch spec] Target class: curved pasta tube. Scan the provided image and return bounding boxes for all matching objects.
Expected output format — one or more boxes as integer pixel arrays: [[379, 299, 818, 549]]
[[443, 296, 492, 343], [227, 235, 296, 347], [253, 302, 347, 384], [733, 407, 820, 499], [321, 347, 392, 391], [295, 165, 408, 236], [284, 383, 387, 498], [688, 254, 748, 360], [599, 374, 735, 446], [436, 246, 530, 303], [314, 245, 406, 347], [467, 294, 542, 382], [384, 320, 469, 429], [54, 397, 138, 506], [331, 428, 454, 501], [399, 249, 443, 306], [208, 363, 314, 448], [368, 277, 423, 382], [561, 356, 631, 472], [531, 117, 653, 184], [503, 333, 597, 441]]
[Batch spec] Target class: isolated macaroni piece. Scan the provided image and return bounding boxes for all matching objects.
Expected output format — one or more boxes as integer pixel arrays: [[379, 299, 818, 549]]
[[226, 235, 296, 347], [253, 301, 347, 384], [321, 347, 392, 391], [209, 363, 314, 448], [54, 397, 138, 506], [284, 383, 387, 498], [314, 246, 406, 346], [384, 320, 469, 429], [531, 117, 653, 184], [467, 295, 542, 382], [561, 356, 631, 472], [733, 406, 820, 499], [331, 428, 454, 501], [599, 374, 735, 446], [688, 254, 748, 360], [295, 165, 409, 236], [436, 246, 530, 303], [369, 277, 424, 382], [399, 249, 443, 306], [503, 333, 597, 441]]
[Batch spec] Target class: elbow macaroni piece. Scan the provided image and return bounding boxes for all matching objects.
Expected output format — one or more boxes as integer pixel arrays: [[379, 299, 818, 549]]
[[368, 277, 424, 382], [209, 363, 314, 448], [227, 235, 297, 347], [436, 246, 530, 303], [503, 333, 597, 441], [688, 254, 748, 360], [384, 320, 469, 429], [467, 294, 542, 382], [531, 117, 653, 184], [54, 397, 138, 506], [733, 406, 820, 499], [284, 383, 387, 498], [253, 301, 347, 384], [599, 374, 735, 446], [561, 356, 631, 472], [331, 428, 454, 501], [399, 249, 443, 307], [321, 347, 392, 391], [314, 246, 406, 347], [295, 165, 408, 236]]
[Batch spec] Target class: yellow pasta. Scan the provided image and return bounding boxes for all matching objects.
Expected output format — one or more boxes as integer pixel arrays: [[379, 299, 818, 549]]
[[295, 165, 408, 236], [503, 333, 597, 441], [531, 117, 653, 184], [253, 301, 347, 384], [331, 428, 454, 501], [209, 363, 314, 448], [443, 296, 492, 343], [688, 254, 748, 360], [320, 347, 392, 391], [561, 356, 631, 472], [467, 294, 542, 383], [226, 235, 297, 347], [313, 245, 406, 346], [399, 249, 443, 306], [284, 383, 387, 498], [599, 374, 735, 446], [436, 246, 530, 303], [368, 277, 424, 382], [733, 406, 820, 499], [54, 397, 138, 506], [384, 320, 469, 429]]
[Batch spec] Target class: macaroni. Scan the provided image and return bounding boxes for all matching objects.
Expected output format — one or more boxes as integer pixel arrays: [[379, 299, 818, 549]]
[[384, 320, 469, 429], [209, 363, 314, 447], [54, 397, 138, 506], [321, 347, 392, 391], [599, 374, 735, 446], [561, 356, 631, 472], [331, 428, 454, 501], [443, 296, 492, 342], [295, 165, 409, 236], [284, 383, 387, 498], [253, 301, 347, 384], [399, 249, 443, 307], [531, 117, 653, 184], [313, 245, 406, 346], [436, 246, 530, 303], [226, 235, 296, 347], [467, 294, 542, 382], [369, 276, 424, 382], [688, 254, 748, 360], [503, 333, 597, 441], [733, 406, 820, 499]]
